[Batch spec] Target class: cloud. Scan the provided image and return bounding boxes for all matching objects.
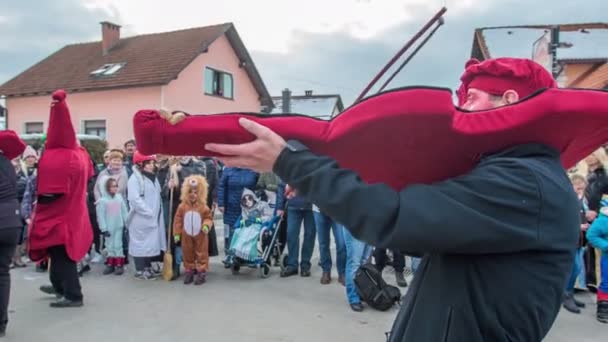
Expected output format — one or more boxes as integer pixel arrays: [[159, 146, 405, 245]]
[[0, 0, 604, 109], [0, 0, 125, 84], [250, 0, 605, 106]]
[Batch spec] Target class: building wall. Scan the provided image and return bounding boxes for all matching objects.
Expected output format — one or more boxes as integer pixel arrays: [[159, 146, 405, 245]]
[[163, 34, 262, 114], [6, 86, 161, 149]]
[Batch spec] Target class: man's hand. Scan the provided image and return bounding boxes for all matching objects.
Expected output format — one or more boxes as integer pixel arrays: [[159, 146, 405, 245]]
[[285, 184, 297, 199], [205, 118, 286, 173], [25, 218, 31, 225], [586, 210, 598, 222], [276, 209, 284, 217], [581, 223, 590, 231], [168, 179, 177, 190]]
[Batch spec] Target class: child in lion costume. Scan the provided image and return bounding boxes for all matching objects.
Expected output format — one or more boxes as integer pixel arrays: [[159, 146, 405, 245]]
[[172, 175, 214, 285]]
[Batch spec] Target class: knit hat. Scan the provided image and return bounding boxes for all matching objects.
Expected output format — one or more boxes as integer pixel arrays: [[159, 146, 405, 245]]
[[22, 145, 38, 160], [133, 150, 156, 164], [456, 57, 557, 106]]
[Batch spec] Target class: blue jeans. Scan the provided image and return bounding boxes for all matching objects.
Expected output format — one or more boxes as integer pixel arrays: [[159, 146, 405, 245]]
[[566, 248, 585, 293], [411, 257, 421, 273], [600, 252, 608, 295], [343, 225, 371, 305], [314, 212, 346, 275], [286, 208, 316, 271]]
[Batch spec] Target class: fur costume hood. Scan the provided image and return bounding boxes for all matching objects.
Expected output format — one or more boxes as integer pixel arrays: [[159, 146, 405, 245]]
[[180, 175, 209, 210]]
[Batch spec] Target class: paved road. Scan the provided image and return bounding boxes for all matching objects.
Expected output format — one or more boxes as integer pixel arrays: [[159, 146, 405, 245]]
[[5, 221, 606, 341]]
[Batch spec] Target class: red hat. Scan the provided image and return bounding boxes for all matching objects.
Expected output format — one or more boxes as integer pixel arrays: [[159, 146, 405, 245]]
[[133, 151, 156, 165], [457, 57, 557, 106]]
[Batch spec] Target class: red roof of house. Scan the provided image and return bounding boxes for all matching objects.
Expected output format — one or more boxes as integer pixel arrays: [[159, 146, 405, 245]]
[[0, 22, 273, 108]]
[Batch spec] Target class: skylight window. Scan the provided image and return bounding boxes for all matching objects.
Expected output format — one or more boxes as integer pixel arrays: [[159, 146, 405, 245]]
[[90, 62, 125, 76]]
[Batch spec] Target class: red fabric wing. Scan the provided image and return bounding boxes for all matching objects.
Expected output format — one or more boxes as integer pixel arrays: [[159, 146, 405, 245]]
[[133, 87, 608, 190]]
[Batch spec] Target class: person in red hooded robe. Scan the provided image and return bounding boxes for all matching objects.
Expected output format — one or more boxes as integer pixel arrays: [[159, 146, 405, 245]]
[[28, 90, 94, 308]]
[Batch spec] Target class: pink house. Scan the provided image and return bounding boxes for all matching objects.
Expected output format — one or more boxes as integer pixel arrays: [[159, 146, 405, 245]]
[[0, 22, 274, 149]]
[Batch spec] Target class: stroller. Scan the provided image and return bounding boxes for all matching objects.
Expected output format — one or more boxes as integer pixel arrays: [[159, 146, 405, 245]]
[[225, 190, 286, 278]]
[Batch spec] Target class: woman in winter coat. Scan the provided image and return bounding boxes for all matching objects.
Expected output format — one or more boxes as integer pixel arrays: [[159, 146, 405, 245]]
[[217, 167, 258, 266], [127, 151, 166, 280], [0, 130, 26, 336]]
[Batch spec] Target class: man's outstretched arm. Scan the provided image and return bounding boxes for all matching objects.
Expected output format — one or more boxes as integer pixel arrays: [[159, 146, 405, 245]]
[[205, 118, 542, 255]]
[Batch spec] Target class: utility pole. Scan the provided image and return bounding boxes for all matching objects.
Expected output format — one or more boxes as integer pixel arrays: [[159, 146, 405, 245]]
[[549, 26, 561, 78]]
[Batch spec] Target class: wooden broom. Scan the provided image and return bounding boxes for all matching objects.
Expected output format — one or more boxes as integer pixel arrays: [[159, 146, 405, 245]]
[[162, 162, 179, 281]]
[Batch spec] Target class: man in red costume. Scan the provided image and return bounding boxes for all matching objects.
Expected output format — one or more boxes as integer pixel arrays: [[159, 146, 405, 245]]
[[205, 58, 580, 341], [28, 90, 94, 308]]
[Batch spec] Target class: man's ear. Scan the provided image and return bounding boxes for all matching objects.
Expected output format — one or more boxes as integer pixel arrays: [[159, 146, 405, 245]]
[[502, 90, 520, 104]]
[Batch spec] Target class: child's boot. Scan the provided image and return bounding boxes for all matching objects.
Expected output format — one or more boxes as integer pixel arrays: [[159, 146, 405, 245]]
[[114, 258, 125, 275], [598, 301, 608, 323], [194, 271, 206, 285], [103, 258, 115, 275], [183, 270, 195, 285]]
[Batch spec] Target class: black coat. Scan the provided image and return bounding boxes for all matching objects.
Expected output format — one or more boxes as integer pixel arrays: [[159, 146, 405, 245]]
[[585, 167, 608, 211], [0, 155, 22, 230], [274, 143, 579, 342]]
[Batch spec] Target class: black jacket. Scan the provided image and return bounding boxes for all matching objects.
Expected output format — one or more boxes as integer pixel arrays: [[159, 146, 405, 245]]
[[0, 155, 23, 230], [585, 167, 608, 211], [273, 143, 578, 342]]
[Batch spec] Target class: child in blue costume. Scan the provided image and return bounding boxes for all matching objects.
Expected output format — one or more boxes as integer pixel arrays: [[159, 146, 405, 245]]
[[96, 177, 129, 275]]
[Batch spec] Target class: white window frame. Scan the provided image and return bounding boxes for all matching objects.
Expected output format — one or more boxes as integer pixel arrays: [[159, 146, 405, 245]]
[[203, 66, 235, 100], [81, 119, 108, 140], [23, 121, 44, 134], [90, 62, 126, 76]]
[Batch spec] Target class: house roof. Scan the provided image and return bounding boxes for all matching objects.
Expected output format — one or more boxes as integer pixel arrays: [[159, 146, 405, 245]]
[[0, 23, 274, 109], [268, 94, 344, 120], [471, 23, 608, 61]]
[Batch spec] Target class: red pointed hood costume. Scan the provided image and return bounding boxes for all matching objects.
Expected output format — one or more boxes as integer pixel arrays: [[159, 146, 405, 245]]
[[28, 90, 94, 262], [133, 58, 608, 190]]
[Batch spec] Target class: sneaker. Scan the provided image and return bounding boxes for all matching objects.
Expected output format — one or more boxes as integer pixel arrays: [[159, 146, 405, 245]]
[[114, 266, 124, 276], [395, 272, 408, 288], [183, 271, 195, 285], [50, 298, 83, 308], [150, 262, 162, 275], [90, 253, 104, 264], [598, 301, 608, 323], [78, 264, 91, 277], [320, 272, 331, 285], [222, 255, 232, 268], [135, 270, 157, 280], [280, 267, 298, 278], [194, 272, 206, 285], [572, 295, 586, 308], [39, 285, 62, 298], [102, 265, 115, 275], [300, 269, 311, 277], [562, 293, 581, 314], [350, 303, 364, 312]]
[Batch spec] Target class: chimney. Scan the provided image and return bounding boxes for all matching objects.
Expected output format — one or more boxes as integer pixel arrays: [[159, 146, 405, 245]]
[[305, 90, 313, 97], [100, 21, 121, 55], [281, 88, 291, 113]]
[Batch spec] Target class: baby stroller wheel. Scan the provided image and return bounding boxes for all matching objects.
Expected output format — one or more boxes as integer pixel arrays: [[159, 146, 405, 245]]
[[231, 263, 240, 275], [259, 263, 271, 279]]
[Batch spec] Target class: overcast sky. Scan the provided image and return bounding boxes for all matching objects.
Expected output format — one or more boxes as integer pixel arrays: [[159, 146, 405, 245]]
[[0, 0, 605, 107]]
